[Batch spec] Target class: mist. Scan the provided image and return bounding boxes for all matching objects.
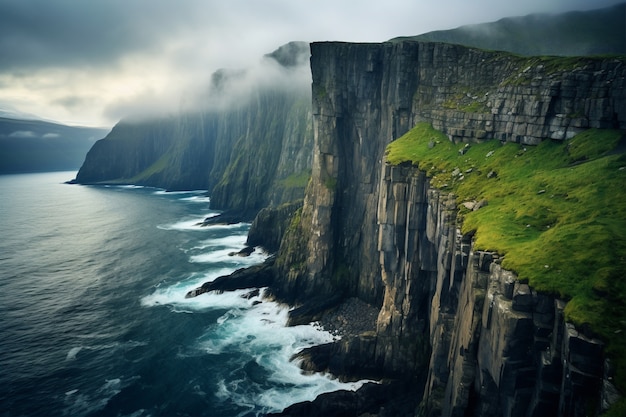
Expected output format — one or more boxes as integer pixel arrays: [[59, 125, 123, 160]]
[[0, 0, 623, 127]]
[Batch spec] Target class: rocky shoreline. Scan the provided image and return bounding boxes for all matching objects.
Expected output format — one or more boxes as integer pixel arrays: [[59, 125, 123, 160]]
[[317, 297, 378, 338], [271, 296, 422, 417], [184, 260, 423, 416]]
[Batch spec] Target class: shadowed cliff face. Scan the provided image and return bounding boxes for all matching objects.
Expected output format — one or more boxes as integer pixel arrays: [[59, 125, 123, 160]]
[[75, 88, 313, 211], [272, 41, 626, 415], [75, 42, 314, 212]]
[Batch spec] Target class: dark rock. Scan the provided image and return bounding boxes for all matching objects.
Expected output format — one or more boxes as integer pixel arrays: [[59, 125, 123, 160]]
[[229, 246, 255, 257], [247, 201, 303, 253], [268, 380, 422, 417], [241, 288, 260, 299], [184, 256, 276, 298], [199, 209, 259, 226], [512, 283, 534, 312], [286, 293, 345, 326]]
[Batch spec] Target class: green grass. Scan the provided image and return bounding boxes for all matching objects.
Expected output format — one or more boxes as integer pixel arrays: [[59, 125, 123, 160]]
[[386, 122, 626, 390], [127, 152, 171, 182], [441, 89, 491, 114], [278, 170, 311, 188], [499, 55, 625, 87]]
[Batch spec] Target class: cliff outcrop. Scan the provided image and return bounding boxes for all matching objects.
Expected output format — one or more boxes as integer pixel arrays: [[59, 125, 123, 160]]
[[268, 41, 626, 416]]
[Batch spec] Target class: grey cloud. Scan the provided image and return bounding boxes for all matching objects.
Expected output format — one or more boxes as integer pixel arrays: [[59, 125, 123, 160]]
[[1, 0, 622, 73], [52, 95, 94, 110], [1, 0, 624, 127], [104, 41, 313, 121], [0, 0, 218, 71]]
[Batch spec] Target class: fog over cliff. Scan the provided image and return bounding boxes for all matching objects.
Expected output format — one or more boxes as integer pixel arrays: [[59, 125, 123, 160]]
[[0, 0, 622, 127]]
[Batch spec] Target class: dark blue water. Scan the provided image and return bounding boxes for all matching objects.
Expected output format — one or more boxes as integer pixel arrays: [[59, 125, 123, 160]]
[[0, 172, 364, 417]]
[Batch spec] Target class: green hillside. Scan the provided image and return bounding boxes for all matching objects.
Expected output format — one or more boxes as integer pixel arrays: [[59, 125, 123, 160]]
[[392, 3, 626, 56]]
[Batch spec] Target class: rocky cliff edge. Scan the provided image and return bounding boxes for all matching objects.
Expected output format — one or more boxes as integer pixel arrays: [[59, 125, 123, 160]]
[[270, 41, 626, 416]]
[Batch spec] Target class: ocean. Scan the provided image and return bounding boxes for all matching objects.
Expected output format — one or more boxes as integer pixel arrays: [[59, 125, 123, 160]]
[[0, 171, 364, 417]]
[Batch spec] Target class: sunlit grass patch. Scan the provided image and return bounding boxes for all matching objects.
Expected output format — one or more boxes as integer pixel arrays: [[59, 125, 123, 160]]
[[386, 122, 626, 388]]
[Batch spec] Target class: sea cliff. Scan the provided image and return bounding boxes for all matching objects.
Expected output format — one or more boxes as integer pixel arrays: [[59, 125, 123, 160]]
[[84, 37, 626, 415], [74, 42, 313, 213], [264, 41, 626, 416]]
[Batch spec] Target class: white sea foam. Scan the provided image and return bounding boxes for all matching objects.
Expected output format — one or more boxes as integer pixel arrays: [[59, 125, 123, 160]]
[[142, 287, 257, 311], [66, 346, 83, 360], [116, 185, 146, 190], [152, 189, 207, 196], [188, 247, 267, 266], [179, 195, 212, 203], [199, 295, 372, 415], [156, 214, 218, 231], [190, 234, 248, 251], [140, 268, 252, 309], [141, 275, 371, 415], [198, 222, 249, 230], [62, 376, 139, 417], [187, 230, 267, 267]]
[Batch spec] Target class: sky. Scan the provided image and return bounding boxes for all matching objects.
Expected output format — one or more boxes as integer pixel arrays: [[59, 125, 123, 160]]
[[0, 0, 622, 128]]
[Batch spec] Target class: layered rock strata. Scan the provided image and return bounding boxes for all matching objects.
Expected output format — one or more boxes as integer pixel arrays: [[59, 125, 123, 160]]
[[269, 42, 625, 415], [278, 41, 626, 310], [379, 164, 614, 417]]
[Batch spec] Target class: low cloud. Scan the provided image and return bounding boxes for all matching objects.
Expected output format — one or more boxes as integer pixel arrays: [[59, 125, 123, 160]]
[[0, 0, 622, 127], [104, 42, 313, 121]]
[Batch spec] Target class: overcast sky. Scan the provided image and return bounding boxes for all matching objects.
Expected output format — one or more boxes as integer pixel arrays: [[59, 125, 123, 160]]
[[0, 0, 622, 128]]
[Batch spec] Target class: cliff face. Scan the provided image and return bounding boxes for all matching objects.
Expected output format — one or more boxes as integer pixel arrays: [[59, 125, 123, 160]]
[[278, 40, 626, 303], [380, 165, 614, 416], [209, 91, 313, 211], [76, 116, 215, 190], [75, 43, 313, 212], [76, 90, 313, 211], [274, 41, 625, 415]]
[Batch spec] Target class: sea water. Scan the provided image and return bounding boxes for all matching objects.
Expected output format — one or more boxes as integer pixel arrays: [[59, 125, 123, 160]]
[[0, 172, 364, 417]]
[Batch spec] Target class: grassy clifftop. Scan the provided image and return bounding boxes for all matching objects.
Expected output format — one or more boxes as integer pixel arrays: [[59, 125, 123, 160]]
[[386, 122, 626, 390]]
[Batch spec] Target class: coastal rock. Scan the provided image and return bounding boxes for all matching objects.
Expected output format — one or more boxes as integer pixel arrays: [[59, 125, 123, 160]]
[[279, 40, 626, 308], [247, 200, 303, 253], [184, 257, 275, 298], [269, 41, 624, 416], [268, 380, 421, 417]]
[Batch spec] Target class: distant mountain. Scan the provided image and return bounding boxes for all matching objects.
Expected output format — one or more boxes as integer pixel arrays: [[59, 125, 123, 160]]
[[392, 2, 626, 56], [0, 117, 109, 174]]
